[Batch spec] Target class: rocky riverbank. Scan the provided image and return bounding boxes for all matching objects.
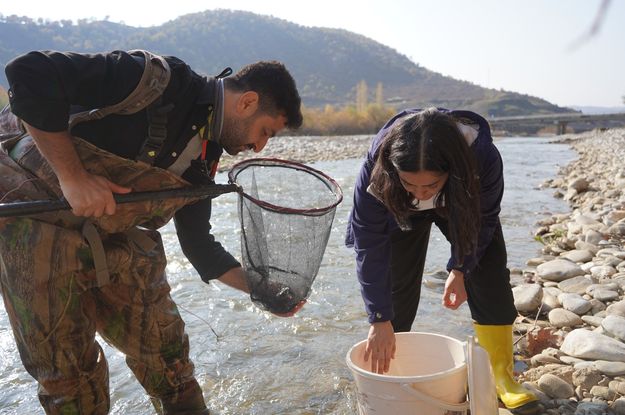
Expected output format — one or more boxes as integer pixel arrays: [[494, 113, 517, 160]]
[[511, 128, 625, 414], [216, 134, 373, 172]]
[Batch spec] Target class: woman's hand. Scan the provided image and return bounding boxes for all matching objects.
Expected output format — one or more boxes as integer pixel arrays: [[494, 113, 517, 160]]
[[442, 269, 467, 310], [364, 321, 396, 374]]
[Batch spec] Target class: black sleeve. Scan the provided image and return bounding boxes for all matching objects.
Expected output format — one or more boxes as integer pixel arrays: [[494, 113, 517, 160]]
[[5, 50, 143, 132], [174, 197, 241, 283]]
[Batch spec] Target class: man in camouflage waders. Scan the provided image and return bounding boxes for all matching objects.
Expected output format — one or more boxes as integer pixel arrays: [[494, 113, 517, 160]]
[[0, 50, 303, 415]]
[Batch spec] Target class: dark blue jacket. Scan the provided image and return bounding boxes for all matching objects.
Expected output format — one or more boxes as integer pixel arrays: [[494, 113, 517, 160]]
[[345, 109, 504, 323]]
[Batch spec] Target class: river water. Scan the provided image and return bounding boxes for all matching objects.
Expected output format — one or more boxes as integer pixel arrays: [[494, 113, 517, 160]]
[[0, 136, 576, 414]]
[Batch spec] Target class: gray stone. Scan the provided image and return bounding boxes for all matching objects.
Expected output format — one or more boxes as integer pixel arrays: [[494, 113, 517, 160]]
[[589, 385, 617, 400], [561, 249, 594, 263], [575, 401, 609, 415], [607, 300, 625, 317], [569, 178, 590, 193], [542, 290, 560, 312], [590, 265, 617, 279], [581, 315, 604, 327], [532, 353, 561, 365], [527, 257, 548, 266], [596, 247, 623, 258], [538, 373, 575, 399], [585, 282, 619, 294], [600, 314, 625, 341], [572, 367, 602, 390], [609, 380, 625, 395], [559, 293, 593, 315], [537, 259, 586, 282], [589, 299, 607, 315], [575, 240, 600, 254], [585, 229, 604, 245], [613, 397, 625, 415], [560, 329, 625, 361], [561, 355, 586, 365], [604, 210, 625, 226], [600, 255, 623, 267], [513, 284, 544, 313], [591, 289, 620, 302], [574, 361, 597, 371], [549, 308, 584, 327], [559, 275, 594, 295], [608, 219, 625, 237], [594, 360, 625, 376]]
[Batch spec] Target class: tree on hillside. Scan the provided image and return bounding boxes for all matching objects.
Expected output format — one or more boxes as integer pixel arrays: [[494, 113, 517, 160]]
[[375, 82, 384, 107], [356, 80, 368, 113]]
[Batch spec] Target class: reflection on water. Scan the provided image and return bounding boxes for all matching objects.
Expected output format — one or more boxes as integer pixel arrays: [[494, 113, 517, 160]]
[[0, 136, 575, 414]]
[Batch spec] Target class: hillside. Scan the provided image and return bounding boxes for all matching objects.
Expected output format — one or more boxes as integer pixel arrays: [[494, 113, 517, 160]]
[[0, 10, 572, 116]]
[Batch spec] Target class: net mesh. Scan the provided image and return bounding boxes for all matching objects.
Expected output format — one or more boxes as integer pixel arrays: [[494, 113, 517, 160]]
[[228, 158, 343, 313]]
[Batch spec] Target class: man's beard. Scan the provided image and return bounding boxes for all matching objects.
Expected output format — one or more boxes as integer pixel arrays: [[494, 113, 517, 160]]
[[220, 116, 253, 155]]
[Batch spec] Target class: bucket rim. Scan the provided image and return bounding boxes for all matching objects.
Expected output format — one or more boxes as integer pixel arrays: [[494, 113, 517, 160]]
[[345, 331, 466, 382]]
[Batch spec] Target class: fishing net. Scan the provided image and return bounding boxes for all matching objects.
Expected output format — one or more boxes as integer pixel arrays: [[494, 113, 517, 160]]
[[228, 158, 343, 314]]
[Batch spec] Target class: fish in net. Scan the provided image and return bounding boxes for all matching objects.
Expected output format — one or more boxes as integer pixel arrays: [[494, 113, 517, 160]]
[[228, 158, 343, 314]]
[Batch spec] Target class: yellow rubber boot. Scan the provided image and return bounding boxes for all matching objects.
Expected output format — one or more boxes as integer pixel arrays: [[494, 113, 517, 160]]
[[473, 324, 538, 412]]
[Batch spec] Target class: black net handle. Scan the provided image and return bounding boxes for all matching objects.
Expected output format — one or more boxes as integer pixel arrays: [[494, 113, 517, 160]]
[[0, 183, 240, 218], [227, 157, 343, 216]]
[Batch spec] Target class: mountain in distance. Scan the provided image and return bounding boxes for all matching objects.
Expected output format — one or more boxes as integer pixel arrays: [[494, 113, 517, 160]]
[[0, 10, 573, 117]]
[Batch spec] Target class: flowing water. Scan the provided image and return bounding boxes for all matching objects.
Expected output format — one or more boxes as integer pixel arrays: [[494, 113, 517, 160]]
[[0, 136, 576, 414]]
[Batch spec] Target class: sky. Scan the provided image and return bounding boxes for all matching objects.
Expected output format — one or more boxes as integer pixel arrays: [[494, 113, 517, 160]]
[[3, 0, 625, 108]]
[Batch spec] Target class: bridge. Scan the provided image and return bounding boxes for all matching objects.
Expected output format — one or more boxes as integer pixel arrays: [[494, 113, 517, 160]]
[[488, 112, 625, 135]]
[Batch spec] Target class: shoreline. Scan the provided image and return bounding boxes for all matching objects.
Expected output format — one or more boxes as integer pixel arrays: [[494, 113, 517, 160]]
[[510, 128, 625, 413]]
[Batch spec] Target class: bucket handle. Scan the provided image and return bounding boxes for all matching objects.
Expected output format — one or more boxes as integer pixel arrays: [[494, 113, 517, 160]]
[[400, 383, 469, 413]]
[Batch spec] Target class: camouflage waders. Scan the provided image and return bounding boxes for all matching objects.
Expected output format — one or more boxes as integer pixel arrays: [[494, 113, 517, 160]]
[[0, 136, 209, 415]]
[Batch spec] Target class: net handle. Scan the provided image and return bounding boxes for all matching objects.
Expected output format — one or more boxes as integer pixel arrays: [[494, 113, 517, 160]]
[[0, 183, 239, 218], [227, 157, 343, 216]]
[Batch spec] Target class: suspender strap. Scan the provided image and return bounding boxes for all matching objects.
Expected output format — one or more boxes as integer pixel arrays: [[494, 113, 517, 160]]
[[81, 220, 110, 287], [68, 50, 171, 130], [136, 100, 174, 163]]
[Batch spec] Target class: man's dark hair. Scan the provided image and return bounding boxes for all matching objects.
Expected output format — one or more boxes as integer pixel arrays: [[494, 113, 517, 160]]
[[225, 61, 303, 129]]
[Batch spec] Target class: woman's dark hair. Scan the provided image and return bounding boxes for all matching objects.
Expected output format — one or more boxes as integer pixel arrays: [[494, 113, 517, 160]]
[[370, 108, 481, 262], [225, 61, 303, 129]]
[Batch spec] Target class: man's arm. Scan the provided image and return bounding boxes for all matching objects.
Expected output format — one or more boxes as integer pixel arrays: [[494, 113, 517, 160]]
[[23, 122, 130, 217], [216, 267, 249, 293]]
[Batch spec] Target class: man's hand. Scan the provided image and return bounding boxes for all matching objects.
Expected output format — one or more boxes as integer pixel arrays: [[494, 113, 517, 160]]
[[60, 172, 131, 217], [24, 122, 131, 217], [364, 321, 396, 374], [217, 267, 306, 316], [442, 269, 467, 310]]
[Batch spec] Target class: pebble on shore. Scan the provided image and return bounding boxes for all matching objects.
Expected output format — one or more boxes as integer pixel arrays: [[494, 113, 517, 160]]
[[512, 128, 625, 414]]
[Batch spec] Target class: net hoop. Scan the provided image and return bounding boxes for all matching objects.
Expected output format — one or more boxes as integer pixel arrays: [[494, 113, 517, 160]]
[[228, 158, 343, 216]]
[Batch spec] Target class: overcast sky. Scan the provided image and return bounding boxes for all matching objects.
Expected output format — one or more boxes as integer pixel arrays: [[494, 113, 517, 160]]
[[3, 0, 624, 108]]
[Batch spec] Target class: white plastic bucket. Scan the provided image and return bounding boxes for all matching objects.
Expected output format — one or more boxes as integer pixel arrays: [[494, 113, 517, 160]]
[[346, 332, 469, 415]]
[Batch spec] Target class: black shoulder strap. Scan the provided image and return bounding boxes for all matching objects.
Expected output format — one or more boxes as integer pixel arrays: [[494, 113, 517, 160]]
[[136, 100, 175, 163], [68, 50, 171, 130]]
